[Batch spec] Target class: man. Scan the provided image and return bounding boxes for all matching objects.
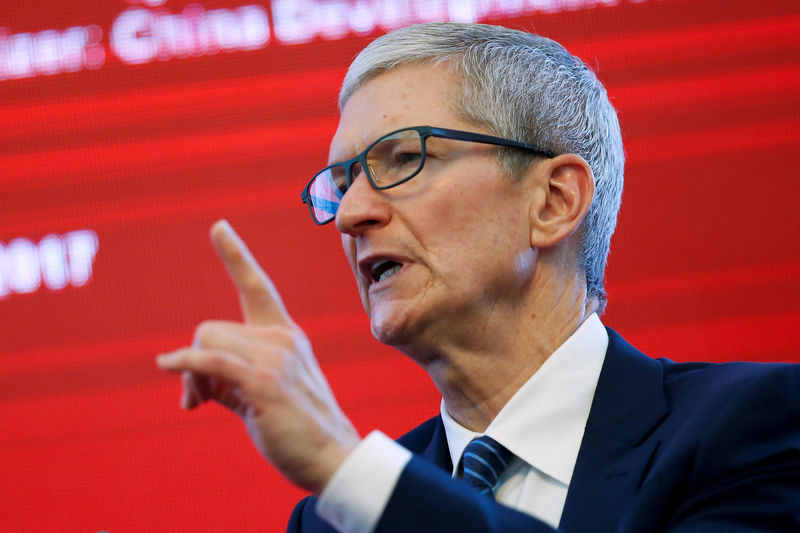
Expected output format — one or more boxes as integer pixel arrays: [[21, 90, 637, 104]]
[[156, 23, 800, 532]]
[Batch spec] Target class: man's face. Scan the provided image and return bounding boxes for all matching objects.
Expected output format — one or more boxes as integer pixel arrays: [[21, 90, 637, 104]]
[[330, 63, 539, 354]]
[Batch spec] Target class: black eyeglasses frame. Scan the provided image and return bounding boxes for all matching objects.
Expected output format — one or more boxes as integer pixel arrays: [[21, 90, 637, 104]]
[[301, 125, 558, 225]]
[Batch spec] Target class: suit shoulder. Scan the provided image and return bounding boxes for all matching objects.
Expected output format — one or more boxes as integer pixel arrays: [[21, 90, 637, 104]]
[[606, 326, 799, 432], [659, 358, 800, 405], [654, 358, 800, 450]]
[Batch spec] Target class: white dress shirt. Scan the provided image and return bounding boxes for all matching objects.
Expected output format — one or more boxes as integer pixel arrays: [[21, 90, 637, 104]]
[[317, 314, 608, 533]]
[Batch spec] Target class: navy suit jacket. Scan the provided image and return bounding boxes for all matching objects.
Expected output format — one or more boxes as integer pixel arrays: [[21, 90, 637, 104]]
[[288, 328, 800, 532]]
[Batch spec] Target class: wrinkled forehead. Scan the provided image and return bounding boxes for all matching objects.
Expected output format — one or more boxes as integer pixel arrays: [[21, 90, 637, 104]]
[[339, 55, 461, 111], [327, 63, 464, 164]]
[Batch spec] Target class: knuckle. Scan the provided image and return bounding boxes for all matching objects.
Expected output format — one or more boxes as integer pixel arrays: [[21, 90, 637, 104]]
[[254, 324, 313, 361], [205, 351, 230, 372], [194, 320, 222, 346], [252, 364, 278, 383], [170, 349, 191, 364], [241, 269, 266, 294], [257, 324, 293, 345], [292, 332, 313, 351], [247, 365, 280, 396], [258, 347, 295, 375]]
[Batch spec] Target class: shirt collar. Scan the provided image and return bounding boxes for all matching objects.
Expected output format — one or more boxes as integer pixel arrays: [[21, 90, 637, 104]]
[[441, 313, 608, 486]]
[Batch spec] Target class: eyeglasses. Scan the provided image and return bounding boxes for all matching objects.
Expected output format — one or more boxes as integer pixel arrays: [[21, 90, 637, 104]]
[[301, 125, 558, 225]]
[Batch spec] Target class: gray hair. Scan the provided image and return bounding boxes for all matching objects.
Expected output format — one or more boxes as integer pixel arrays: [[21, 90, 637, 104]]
[[340, 23, 624, 312]]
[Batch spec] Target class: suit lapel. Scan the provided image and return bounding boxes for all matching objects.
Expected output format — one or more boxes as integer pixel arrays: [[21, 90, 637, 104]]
[[418, 415, 454, 472], [559, 328, 668, 532]]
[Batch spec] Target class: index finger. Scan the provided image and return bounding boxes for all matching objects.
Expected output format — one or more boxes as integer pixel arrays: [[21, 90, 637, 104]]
[[210, 219, 290, 325]]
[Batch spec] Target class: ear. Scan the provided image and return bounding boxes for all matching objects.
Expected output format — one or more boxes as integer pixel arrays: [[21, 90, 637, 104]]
[[529, 154, 594, 249]]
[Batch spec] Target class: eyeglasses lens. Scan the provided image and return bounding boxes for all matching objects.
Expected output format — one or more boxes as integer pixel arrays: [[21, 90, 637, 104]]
[[364, 129, 424, 188], [308, 128, 424, 223], [308, 165, 347, 223]]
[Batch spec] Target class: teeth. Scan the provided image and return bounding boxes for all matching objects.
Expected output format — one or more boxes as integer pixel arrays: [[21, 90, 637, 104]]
[[378, 264, 402, 282], [370, 260, 389, 280]]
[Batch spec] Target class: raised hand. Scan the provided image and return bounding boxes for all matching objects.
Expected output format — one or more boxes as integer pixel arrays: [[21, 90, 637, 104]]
[[156, 220, 360, 493]]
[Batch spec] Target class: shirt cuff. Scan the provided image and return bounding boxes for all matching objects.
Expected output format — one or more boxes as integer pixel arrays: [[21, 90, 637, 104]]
[[316, 430, 412, 533]]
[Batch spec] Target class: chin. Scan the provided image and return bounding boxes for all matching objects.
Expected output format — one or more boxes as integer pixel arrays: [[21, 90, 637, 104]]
[[368, 305, 417, 347], [370, 316, 408, 347]]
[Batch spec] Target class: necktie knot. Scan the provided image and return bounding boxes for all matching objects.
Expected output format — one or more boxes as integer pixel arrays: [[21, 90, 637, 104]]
[[462, 435, 513, 497]]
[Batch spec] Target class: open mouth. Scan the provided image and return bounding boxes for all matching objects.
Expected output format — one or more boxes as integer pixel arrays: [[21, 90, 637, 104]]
[[369, 259, 403, 283]]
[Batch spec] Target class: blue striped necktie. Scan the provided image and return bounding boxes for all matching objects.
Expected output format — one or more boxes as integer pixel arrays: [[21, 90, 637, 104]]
[[462, 435, 513, 498]]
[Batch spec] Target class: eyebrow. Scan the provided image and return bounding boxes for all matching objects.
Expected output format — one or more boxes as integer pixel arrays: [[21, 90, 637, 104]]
[[325, 148, 348, 167], [326, 137, 370, 167]]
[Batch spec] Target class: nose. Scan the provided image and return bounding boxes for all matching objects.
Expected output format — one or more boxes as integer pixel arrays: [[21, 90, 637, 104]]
[[335, 171, 392, 236]]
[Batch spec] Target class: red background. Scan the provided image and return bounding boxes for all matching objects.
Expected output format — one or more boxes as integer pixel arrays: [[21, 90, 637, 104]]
[[2, 0, 798, 531]]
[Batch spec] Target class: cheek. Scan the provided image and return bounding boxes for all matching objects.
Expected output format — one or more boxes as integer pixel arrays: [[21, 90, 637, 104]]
[[341, 235, 358, 275], [440, 203, 532, 285], [341, 234, 372, 311], [438, 166, 522, 230], [445, 194, 529, 253]]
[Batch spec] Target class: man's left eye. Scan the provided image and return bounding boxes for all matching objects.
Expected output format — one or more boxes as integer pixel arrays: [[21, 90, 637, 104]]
[[393, 152, 421, 166]]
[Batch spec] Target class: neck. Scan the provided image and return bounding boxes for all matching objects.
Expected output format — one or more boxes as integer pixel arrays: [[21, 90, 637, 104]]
[[413, 266, 597, 432]]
